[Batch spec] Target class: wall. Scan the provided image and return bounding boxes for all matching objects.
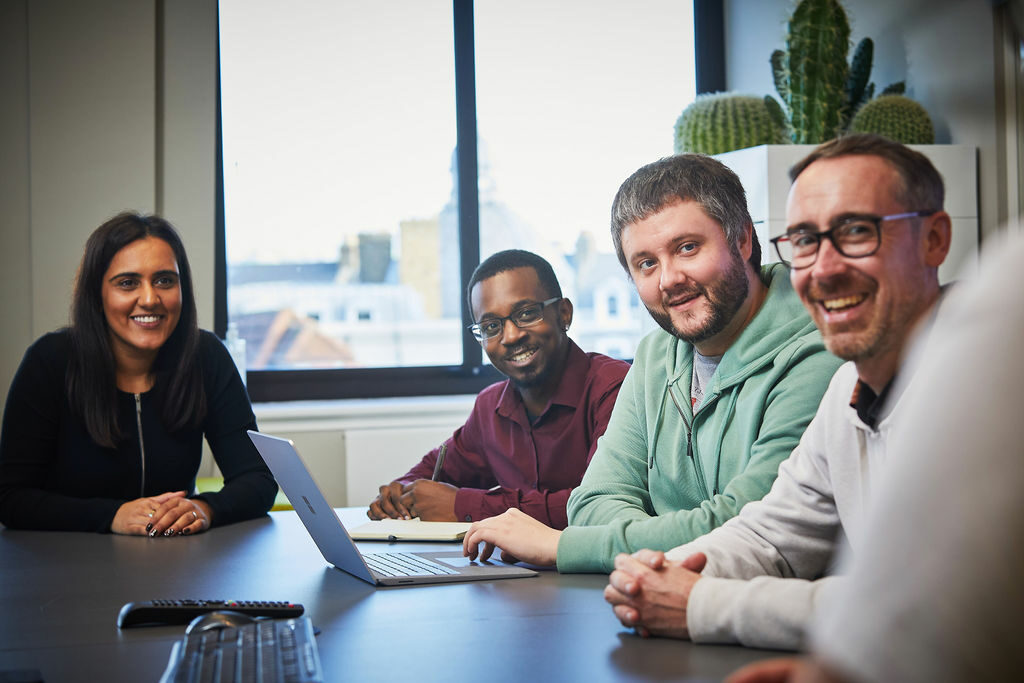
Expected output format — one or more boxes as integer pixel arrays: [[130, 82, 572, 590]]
[[723, 0, 1006, 240], [0, 0, 217, 424], [0, 2, 33, 418]]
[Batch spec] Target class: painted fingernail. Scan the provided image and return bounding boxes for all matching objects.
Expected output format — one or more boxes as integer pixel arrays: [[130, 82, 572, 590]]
[[149, 528, 158, 538], [163, 528, 173, 537], [145, 523, 153, 532], [183, 528, 191, 535]]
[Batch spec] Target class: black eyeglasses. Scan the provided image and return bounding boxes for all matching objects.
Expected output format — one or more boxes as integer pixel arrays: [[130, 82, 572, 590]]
[[771, 210, 936, 269], [468, 297, 561, 343]]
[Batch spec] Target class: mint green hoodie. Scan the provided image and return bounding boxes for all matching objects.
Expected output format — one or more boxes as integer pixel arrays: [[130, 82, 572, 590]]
[[557, 264, 842, 573]]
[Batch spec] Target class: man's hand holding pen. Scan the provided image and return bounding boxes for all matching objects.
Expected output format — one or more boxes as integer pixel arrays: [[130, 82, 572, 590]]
[[367, 442, 458, 521], [431, 442, 448, 481], [399, 479, 459, 521]]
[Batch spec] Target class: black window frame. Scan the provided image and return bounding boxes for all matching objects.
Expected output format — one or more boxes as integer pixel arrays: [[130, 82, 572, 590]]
[[214, 0, 724, 402]]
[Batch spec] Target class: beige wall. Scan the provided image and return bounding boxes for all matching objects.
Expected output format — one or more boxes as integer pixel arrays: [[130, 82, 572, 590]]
[[723, 0, 1009, 240], [0, 0, 217, 422], [0, 2, 33, 420]]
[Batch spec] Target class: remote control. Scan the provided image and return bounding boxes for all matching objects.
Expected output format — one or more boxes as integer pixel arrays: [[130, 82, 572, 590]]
[[117, 599, 305, 628]]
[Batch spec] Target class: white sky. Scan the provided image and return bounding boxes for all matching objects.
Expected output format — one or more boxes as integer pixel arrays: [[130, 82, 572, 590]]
[[220, 0, 696, 263]]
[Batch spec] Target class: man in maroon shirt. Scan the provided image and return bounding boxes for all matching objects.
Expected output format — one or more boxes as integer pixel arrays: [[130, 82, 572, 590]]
[[367, 249, 629, 528]]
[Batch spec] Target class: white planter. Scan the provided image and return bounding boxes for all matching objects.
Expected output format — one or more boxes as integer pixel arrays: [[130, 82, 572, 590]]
[[714, 144, 979, 283]]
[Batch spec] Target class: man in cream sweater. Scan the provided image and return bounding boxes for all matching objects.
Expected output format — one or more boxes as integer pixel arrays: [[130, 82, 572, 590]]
[[604, 134, 954, 650]]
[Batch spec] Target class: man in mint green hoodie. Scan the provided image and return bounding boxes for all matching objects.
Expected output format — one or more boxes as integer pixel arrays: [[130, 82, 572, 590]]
[[462, 154, 842, 572]]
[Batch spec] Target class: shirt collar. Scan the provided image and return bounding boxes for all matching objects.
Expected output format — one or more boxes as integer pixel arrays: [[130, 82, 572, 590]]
[[849, 375, 897, 430], [847, 287, 952, 430]]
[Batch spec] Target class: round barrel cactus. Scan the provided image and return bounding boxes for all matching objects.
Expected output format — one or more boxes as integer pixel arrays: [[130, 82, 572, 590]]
[[849, 95, 934, 144], [674, 93, 787, 155]]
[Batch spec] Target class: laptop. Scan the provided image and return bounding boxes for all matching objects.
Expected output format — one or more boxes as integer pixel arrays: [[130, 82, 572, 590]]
[[248, 431, 538, 586]]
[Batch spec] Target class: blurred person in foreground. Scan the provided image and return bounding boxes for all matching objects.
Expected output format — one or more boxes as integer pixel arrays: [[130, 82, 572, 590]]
[[727, 231, 1024, 682]]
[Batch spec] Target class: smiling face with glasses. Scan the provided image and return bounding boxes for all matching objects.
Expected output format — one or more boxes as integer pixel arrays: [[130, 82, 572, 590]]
[[469, 297, 562, 342], [469, 266, 573, 399], [784, 154, 951, 388], [771, 210, 937, 270]]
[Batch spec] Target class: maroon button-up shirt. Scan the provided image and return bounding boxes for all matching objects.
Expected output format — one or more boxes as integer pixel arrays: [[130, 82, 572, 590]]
[[397, 341, 629, 529]]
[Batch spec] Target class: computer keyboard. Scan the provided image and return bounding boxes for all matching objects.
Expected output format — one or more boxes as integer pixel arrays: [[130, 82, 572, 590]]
[[363, 552, 459, 577], [159, 616, 323, 683]]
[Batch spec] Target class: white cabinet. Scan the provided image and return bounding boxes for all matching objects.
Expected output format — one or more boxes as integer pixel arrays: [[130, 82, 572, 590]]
[[714, 144, 979, 283]]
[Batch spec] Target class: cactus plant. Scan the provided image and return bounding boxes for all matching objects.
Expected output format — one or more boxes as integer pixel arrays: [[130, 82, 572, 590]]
[[880, 82, 906, 96], [844, 37, 874, 126], [763, 95, 791, 140], [772, 0, 851, 144], [768, 0, 907, 142], [848, 94, 935, 144], [673, 93, 787, 155]]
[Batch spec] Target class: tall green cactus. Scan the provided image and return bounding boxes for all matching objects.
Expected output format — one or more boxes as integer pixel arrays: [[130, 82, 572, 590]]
[[769, 0, 913, 143], [674, 93, 787, 155], [781, 0, 851, 143]]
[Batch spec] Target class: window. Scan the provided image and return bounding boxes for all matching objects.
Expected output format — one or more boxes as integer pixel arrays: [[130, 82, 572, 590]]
[[217, 0, 708, 401]]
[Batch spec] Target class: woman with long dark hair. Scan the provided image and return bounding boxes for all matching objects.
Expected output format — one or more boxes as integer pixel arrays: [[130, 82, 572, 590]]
[[0, 211, 277, 534]]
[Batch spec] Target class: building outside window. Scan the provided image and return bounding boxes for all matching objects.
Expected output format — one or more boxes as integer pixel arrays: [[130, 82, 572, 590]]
[[218, 0, 698, 399]]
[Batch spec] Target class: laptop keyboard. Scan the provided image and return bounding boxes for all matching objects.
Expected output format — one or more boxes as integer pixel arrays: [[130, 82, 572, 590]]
[[363, 552, 459, 577], [159, 616, 322, 683]]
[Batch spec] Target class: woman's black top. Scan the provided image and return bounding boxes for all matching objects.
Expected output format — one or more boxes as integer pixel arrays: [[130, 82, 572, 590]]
[[0, 329, 278, 531]]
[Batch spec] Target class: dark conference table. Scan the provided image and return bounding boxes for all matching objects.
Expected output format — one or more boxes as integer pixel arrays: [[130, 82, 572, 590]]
[[0, 508, 779, 682]]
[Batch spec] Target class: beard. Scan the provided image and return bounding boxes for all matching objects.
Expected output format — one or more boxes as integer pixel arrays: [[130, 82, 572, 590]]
[[646, 249, 750, 346], [808, 276, 893, 363], [501, 340, 568, 392], [511, 363, 553, 390], [508, 351, 554, 390]]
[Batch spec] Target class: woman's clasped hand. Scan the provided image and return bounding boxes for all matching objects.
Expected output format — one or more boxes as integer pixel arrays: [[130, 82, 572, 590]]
[[111, 490, 212, 536]]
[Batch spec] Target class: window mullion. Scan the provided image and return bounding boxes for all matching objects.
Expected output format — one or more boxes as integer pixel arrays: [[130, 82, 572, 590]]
[[453, 0, 482, 370]]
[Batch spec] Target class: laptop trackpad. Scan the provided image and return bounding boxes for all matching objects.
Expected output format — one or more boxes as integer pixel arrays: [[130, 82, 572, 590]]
[[425, 551, 509, 569]]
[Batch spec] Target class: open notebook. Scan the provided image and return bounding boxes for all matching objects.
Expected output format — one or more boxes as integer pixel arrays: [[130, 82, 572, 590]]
[[348, 519, 471, 541]]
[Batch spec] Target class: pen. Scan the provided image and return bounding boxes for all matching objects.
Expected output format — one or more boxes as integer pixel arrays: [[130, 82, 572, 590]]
[[431, 442, 448, 481]]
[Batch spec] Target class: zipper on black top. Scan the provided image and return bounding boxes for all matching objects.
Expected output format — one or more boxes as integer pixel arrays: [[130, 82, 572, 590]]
[[134, 393, 146, 497]]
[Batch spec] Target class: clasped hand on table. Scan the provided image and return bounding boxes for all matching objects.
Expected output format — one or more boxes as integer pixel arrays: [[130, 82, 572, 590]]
[[603, 549, 707, 639], [377, 498, 818, 682], [367, 479, 458, 521], [111, 490, 211, 537]]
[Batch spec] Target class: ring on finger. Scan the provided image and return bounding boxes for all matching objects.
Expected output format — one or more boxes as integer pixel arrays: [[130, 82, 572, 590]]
[[191, 510, 198, 522]]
